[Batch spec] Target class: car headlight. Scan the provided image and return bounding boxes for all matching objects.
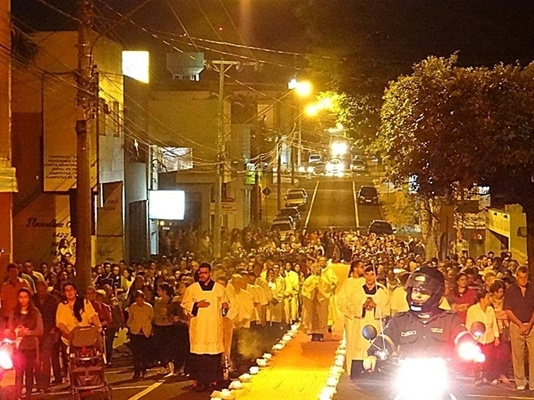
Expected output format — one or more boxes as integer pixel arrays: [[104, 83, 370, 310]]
[[307, 166, 314, 173], [298, 166, 306, 173], [326, 164, 333, 171]]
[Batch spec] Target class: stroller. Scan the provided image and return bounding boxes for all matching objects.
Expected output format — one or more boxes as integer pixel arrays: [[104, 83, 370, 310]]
[[68, 326, 112, 399]]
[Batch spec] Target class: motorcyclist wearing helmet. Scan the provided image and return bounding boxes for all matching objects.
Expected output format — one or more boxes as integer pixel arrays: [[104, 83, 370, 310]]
[[366, 266, 474, 362]]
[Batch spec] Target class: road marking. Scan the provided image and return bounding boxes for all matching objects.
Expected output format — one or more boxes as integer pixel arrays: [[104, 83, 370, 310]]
[[127, 372, 173, 400], [304, 180, 320, 231], [114, 385, 155, 390], [353, 180, 360, 232]]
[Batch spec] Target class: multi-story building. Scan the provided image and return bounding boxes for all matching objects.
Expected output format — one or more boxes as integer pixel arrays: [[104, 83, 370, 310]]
[[11, 31, 124, 265]]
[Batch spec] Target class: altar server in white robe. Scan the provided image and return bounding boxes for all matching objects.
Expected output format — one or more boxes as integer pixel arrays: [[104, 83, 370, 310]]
[[342, 264, 390, 379]]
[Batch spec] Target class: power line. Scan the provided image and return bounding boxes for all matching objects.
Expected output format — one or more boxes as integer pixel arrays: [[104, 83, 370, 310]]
[[217, 0, 258, 64], [193, 0, 237, 62], [165, 0, 200, 53]]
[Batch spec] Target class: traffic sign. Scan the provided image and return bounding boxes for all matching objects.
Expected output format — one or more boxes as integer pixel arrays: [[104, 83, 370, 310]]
[[262, 187, 272, 196]]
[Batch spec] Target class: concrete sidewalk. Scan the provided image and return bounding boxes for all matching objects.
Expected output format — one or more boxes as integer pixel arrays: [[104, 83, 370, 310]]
[[235, 331, 338, 400]]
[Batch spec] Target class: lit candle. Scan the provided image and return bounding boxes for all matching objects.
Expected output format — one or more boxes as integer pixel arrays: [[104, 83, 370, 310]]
[[229, 380, 243, 390], [330, 365, 343, 375], [239, 373, 251, 382], [263, 353, 272, 360], [334, 358, 344, 367], [283, 334, 292, 342], [326, 376, 338, 387], [257, 358, 267, 367], [249, 366, 259, 375], [318, 386, 336, 400]]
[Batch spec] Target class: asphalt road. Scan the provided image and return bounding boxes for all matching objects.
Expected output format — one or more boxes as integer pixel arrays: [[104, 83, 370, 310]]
[[300, 173, 382, 232]]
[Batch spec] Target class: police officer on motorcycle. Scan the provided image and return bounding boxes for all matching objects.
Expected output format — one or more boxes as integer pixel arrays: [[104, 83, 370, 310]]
[[365, 266, 476, 367]]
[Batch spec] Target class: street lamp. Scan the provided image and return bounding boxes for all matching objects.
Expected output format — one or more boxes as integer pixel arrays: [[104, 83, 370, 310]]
[[288, 78, 312, 97], [305, 103, 320, 117], [288, 79, 313, 180]]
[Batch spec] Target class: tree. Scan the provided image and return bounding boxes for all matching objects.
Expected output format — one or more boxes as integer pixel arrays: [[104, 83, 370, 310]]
[[296, 2, 534, 149], [379, 56, 534, 270]]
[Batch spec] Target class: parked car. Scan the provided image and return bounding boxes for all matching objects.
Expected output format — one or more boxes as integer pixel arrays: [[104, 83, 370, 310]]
[[368, 220, 394, 235], [284, 191, 307, 208], [308, 153, 323, 164], [357, 185, 378, 205], [351, 158, 367, 173], [277, 207, 301, 224], [286, 188, 308, 200], [273, 216, 296, 229], [270, 220, 295, 241]]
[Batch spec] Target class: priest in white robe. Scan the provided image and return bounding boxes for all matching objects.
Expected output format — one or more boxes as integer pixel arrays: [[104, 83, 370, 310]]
[[182, 263, 229, 392]]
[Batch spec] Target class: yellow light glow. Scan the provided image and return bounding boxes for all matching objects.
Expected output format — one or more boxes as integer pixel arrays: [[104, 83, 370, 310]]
[[331, 141, 348, 156], [295, 81, 312, 97], [122, 51, 149, 83], [288, 79, 312, 97], [336, 122, 344, 130], [305, 103, 319, 116], [318, 97, 334, 110]]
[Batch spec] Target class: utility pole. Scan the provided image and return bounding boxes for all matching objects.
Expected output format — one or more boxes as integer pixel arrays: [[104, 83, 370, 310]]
[[277, 134, 282, 211], [75, 0, 95, 290], [211, 60, 257, 258]]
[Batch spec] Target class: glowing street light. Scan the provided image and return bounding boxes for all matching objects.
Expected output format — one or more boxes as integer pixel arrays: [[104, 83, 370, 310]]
[[305, 103, 320, 117], [288, 78, 312, 97], [331, 141, 348, 156]]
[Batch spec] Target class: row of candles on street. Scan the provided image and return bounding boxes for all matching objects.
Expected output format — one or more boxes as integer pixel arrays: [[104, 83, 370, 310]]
[[211, 323, 301, 400], [318, 337, 347, 400]]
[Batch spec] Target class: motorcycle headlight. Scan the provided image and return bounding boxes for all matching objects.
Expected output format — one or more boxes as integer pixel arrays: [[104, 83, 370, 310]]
[[395, 358, 448, 400], [0, 348, 13, 370]]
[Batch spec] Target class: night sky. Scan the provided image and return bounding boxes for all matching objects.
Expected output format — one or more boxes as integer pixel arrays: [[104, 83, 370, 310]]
[[11, 1, 534, 84]]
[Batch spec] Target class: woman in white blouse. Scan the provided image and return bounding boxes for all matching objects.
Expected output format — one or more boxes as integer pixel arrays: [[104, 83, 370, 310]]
[[56, 282, 101, 347], [466, 289, 500, 386]]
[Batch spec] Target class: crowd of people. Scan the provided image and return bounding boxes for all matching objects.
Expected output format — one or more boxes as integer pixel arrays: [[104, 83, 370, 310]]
[[1, 226, 533, 398]]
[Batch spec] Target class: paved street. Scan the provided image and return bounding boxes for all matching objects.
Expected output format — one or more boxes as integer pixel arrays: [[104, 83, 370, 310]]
[[300, 174, 382, 233]]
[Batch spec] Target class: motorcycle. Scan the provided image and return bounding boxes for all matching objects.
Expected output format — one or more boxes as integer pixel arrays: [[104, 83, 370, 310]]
[[362, 322, 486, 400]]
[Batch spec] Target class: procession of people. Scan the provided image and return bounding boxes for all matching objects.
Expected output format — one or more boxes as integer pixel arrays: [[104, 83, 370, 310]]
[[1, 224, 529, 398]]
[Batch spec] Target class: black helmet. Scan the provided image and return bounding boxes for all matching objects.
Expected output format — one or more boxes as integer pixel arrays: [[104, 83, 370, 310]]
[[406, 266, 445, 313]]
